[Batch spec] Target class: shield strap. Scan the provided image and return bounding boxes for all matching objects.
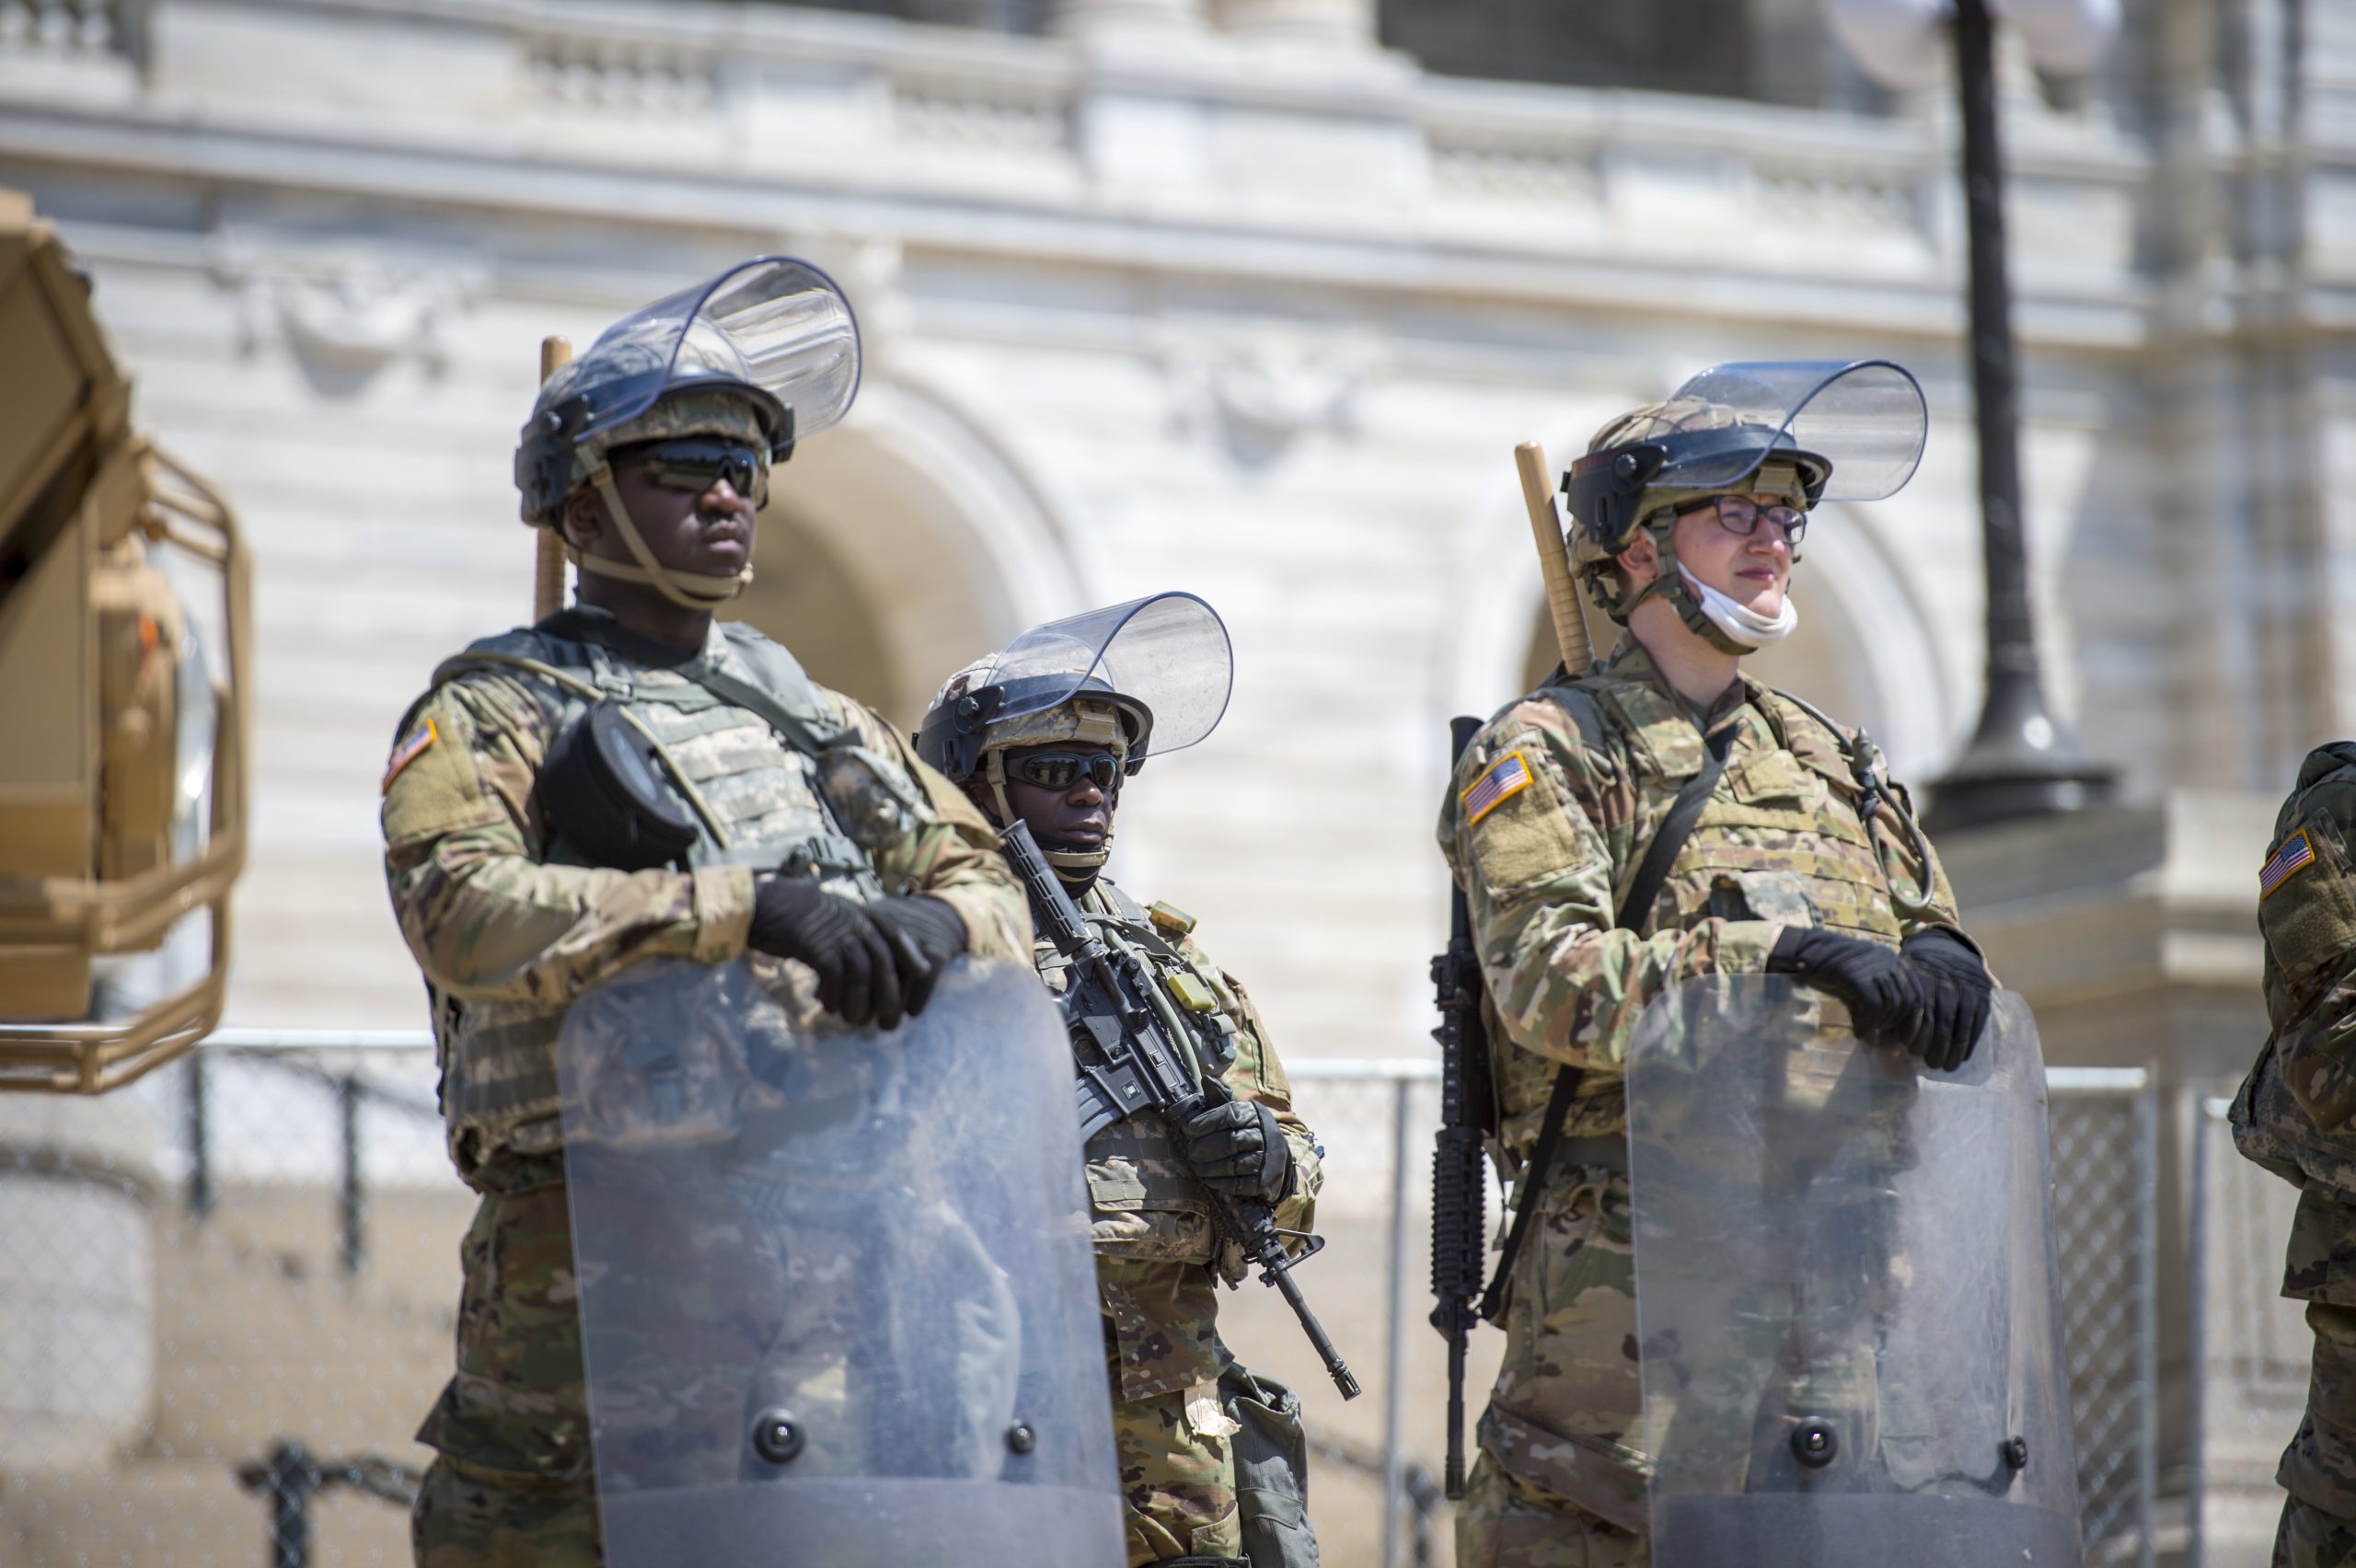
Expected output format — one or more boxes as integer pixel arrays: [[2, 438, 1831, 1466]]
[[1477, 719, 1736, 1325]]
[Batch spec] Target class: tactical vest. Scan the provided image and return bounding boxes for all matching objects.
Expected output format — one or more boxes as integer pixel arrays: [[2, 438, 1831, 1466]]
[[1576, 675, 1917, 944], [416, 612, 896, 1164], [1036, 881, 1247, 1278], [1495, 674, 1939, 1148]]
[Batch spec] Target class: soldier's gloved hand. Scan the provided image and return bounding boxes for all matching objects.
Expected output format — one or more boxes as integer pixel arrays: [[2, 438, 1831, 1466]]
[[746, 876, 910, 1031], [1899, 928, 1994, 1073], [1181, 1100, 1292, 1204], [1765, 926, 1924, 1045], [864, 896, 967, 1020]]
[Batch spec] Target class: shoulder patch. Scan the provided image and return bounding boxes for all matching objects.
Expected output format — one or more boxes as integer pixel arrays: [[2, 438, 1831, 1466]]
[[1462, 750, 1534, 825], [381, 719, 437, 795], [2264, 829, 2318, 900]]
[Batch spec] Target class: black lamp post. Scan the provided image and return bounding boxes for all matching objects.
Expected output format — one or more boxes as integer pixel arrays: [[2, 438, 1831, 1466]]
[[1920, 0, 2116, 831]]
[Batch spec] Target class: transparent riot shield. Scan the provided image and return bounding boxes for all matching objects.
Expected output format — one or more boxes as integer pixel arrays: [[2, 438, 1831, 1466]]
[[558, 957, 1123, 1567], [1625, 975, 2081, 1568]]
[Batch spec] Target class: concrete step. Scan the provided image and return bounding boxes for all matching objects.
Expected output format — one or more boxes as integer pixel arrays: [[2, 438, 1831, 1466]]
[[0, 1455, 414, 1568], [142, 1184, 473, 1462]]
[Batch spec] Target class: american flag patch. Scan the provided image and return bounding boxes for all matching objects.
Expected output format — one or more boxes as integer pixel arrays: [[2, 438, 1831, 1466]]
[[1462, 750, 1534, 826], [381, 719, 438, 795], [2261, 828, 2316, 900]]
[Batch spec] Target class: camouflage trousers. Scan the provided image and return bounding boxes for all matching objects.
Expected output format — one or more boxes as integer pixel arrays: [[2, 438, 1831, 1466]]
[[412, 1165, 602, 1568], [1457, 1458, 1646, 1568], [1116, 1375, 1244, 1563], [2276, 1302, 2356, 1567], [1457, 1160, 1649, 1568]]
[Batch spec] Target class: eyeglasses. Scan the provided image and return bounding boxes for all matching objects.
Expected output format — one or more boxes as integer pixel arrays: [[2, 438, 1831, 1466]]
[[1672, 494, 1808, 547], [623, 439, 770, 506], [1004, 751, 1122, 794]]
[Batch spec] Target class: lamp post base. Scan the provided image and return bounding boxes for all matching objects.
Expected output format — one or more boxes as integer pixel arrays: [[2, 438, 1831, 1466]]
[[1924, 676, 2116, 834]]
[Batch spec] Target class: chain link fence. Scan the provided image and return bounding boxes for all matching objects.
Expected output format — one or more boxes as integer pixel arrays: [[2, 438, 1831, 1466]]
[[2047, 1071, 2161, 1567], [2190, 1090, 2310, 1568], [0, 1036, 460, 1568], [0, 1041, 2194, 1567]]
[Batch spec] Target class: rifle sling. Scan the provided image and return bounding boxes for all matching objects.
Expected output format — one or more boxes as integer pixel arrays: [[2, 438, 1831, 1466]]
[[1477, 721, 1735, 1324]]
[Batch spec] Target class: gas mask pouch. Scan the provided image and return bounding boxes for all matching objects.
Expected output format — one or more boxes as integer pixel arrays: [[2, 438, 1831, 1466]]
[[541, 699, 700, 871]]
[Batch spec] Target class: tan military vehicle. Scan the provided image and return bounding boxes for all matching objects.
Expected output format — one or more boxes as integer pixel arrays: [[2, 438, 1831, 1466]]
[[0, 190, 249, 1092]]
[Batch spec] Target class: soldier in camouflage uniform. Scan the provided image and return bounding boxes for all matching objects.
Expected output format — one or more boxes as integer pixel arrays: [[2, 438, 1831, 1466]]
[[918, 606, 1323, 1568], [1438, 371, 1996, 1567], [2235, 743, 2356, 1566], [380, 261, 1030, 1567]]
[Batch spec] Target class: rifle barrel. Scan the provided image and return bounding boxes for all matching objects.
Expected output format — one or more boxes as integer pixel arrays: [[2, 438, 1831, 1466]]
[[1000, 820, 1359, 1399], [1266, 1258, 1361, 1400]]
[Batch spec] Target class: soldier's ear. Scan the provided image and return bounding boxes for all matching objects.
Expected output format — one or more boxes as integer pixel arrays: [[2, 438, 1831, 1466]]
[[1616, 532, 1659, 584], [560, 488, 603, 551]]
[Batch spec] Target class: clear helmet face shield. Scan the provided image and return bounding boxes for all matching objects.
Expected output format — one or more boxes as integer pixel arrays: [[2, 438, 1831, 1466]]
[[535, 257, 861, 459], [1565, 360, 1928, 542], [558, 956, 1124, 1567], [1663, 360, 1927, 502], [1623, 975, 2082, 1568], [918, 592, 1234, 782]]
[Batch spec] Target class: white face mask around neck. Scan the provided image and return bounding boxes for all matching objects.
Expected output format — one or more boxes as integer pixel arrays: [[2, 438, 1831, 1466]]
[[1678, 564, 1797, 651]]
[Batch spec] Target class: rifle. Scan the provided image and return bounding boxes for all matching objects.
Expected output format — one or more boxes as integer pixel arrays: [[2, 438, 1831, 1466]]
[[1429, 714, 1497, 1500], [999, 820, 1361, 1401]]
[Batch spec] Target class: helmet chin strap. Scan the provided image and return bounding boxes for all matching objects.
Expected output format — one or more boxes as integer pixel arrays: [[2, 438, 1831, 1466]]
[[982, 753, 1112, 885], [566, 470, 754, 611], [1623, 528, 1796, 658]]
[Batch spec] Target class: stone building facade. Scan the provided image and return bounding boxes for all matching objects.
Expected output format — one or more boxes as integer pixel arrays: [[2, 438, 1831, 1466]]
[[0, 0, 2350, 1561]]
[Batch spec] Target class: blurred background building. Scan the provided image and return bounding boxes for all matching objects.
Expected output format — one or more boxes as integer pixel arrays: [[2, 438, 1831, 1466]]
[[0, 0, 2349, 1562]]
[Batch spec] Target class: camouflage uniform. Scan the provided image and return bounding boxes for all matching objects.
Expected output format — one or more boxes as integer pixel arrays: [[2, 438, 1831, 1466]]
[[1036, 880, 1322, 1565], [382, 605, 1028, 1567], [1436, 635, 1963, 1568], [2234, 742, 2356, 1567]]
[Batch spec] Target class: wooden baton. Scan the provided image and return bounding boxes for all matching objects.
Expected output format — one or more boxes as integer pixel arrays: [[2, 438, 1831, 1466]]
[[1514, 440, 1595, 678], [532, 335, 573, 623]]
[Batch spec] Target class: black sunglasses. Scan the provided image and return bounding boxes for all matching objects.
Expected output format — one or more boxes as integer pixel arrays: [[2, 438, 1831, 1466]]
[[625, 439, 769, 506], [1005, 752, 1121, 793]]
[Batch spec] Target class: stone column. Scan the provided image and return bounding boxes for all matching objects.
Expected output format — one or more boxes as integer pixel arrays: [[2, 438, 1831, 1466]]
[[1051, 0, 1208, 39], [1213, 0, 1376, 46]]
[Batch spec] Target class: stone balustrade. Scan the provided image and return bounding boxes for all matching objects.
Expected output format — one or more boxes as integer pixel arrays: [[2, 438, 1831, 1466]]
[[0, 0, 2158, 310], [0, 0, 134, 98]]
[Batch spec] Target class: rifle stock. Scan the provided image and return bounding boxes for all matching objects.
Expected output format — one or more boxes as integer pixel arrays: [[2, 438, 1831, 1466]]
[[1000, 821, 1361, 1401], [1431, 715, 1497, 1499]]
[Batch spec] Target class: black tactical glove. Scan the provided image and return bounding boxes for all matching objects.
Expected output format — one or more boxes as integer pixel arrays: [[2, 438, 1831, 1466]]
[[1181, 1099, 1293, 1204], [1899, 927, 1994, 1073], [747, 877, 912, 1031], [864, 895, 967, 1019], [1765, 926, 1925, 1045]]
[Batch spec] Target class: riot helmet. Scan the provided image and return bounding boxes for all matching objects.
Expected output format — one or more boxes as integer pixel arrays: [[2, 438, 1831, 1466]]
[[917, 593, 1232, 882], [1563, 360, 1925, 655], [514, 257, 860, 612]]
